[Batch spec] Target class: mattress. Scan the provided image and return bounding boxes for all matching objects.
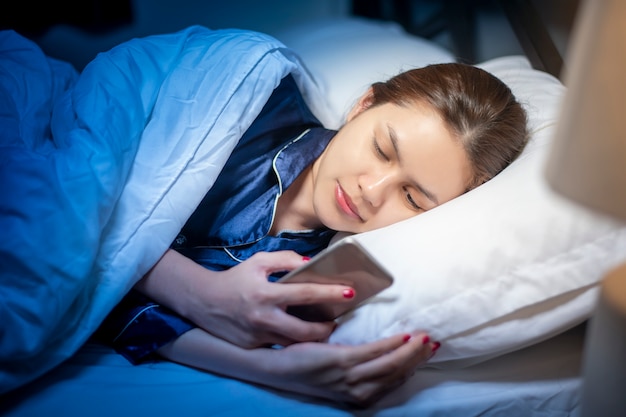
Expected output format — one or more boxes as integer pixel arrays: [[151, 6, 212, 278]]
[[1, 324, 584, 416]]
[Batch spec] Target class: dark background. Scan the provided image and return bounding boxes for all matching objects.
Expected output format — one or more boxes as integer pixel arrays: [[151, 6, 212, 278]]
[[1, 0, 577, 71]]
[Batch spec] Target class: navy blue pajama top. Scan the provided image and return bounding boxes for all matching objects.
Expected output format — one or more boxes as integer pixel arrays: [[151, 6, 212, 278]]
[[95, 75, 337, 363]]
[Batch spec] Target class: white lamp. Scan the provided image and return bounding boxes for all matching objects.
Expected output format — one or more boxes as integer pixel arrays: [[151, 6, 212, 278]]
[[544, 0, 626, 416]]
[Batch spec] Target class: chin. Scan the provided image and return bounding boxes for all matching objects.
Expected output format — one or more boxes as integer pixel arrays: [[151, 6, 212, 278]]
[[331, 221, 365, 235], [320, 216, 354, 234]]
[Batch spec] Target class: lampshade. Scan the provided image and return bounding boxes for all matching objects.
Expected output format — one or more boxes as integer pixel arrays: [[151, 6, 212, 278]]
[[544, 2, 626, 416], [544, 0, 626, 221]]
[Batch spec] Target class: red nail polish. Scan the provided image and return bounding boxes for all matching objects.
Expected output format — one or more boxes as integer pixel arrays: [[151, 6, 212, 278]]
[[403, 334, 411, 343], [422, 335, 430, 344], [432, 341, 441, 352], [342, 288, 355, 298], [302, 256, 311, 262]]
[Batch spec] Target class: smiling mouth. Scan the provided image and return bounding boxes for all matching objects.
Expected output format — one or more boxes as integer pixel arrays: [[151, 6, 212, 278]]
[[335, 184, 362, 220]]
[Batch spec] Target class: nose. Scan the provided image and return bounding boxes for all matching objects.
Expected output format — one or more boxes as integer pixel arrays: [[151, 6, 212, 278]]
[[359, 171, 396, 207]]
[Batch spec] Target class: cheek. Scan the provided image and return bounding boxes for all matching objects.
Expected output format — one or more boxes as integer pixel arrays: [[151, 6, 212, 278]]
[[311, 182, 338, 227], [371, 205, 418, 230]]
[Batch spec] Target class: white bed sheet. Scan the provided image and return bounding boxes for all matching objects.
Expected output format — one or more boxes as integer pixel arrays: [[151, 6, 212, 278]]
[[1, 325, 584, 416]]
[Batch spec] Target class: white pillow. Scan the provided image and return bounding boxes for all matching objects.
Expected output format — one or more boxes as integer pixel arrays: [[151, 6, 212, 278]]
[[279, 18, 626, 365], [275, 17, 455, 129]]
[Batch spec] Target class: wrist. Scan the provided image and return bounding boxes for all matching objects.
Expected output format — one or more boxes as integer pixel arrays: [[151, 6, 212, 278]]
[[135, 249, 217, 321]]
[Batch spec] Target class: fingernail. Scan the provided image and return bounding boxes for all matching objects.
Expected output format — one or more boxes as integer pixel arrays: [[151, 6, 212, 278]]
[[403, 334, 411, 343], [342, 288, 355, 298], [432, 341, 441, 352], [302, 256, 311, 262]]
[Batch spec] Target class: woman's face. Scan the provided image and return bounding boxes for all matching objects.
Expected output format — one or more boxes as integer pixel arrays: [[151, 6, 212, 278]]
[[311, 92, 472, 234]]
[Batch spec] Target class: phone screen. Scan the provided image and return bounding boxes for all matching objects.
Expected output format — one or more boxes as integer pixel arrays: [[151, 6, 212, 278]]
[[277, 238, 393, 321]]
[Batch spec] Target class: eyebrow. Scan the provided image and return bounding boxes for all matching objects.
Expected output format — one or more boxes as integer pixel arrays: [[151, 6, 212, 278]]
[[387, 123, 440, 206]]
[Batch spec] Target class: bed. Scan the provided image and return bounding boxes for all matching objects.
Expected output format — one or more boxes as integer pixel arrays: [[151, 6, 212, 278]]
[[2, 1, 626, 415]]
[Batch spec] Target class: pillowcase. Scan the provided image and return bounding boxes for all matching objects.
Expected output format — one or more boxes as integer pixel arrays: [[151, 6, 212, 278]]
[[275, 17, 455, 129], [278, 18, 626, 365]]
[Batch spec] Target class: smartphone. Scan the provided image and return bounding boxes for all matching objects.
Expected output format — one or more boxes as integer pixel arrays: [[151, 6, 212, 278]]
[[277, 237, 394, 322]]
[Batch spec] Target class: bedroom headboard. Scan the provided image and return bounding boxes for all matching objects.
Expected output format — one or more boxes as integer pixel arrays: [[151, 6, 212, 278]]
[[352, 0, 580, 79], [496, 0, 580, 79]]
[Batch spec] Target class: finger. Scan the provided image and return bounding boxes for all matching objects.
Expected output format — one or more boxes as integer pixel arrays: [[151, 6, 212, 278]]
[[271, 281, 355, 307], [249, 251, 309, 275], [335, 333, 413, 369], [344, 379, 402, 408], [339, 366, 413, 408], [346, 333, 433, 383], [268, 312, 338, 343], [347, 353, 423, 403]]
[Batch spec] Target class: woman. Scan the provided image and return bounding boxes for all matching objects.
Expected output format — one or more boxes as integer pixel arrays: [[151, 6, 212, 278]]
[[96, 63, 529, 405]]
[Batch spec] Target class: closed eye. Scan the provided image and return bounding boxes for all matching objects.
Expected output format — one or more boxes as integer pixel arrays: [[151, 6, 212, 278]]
[[373, 138, 390, 161], [404, 187, 423, 211]]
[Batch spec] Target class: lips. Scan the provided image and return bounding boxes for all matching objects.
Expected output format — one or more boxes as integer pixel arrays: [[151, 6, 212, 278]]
[[335, 184, 362, 220]]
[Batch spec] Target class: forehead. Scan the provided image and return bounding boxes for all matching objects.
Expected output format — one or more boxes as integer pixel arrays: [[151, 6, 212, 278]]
[[377, 102, 472, 202]]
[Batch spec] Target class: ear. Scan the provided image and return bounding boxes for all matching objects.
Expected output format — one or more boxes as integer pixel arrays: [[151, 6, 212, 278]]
[[346, 87, 375, 122]]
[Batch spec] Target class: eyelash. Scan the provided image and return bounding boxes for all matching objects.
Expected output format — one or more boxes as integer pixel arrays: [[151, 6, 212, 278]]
[[373, 137, 423, 211], [373, 138, 390, 161], [403, 187, 422, 211]]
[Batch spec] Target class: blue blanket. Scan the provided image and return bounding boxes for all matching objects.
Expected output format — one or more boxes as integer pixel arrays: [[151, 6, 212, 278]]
[[0, 26, 328, 393]]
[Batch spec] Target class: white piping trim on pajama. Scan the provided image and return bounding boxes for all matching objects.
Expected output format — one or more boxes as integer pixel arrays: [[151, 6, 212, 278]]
[[112, 304, 160, 343]]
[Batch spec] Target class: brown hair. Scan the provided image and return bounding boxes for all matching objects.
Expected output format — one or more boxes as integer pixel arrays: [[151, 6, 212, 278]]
[[370, 63, 529, 191]]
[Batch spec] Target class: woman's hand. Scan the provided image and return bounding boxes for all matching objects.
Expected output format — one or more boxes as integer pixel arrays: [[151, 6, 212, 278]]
[[135, 249, 356, 348], [265, 332, 438, 406], [159, 328, 439, 407]]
